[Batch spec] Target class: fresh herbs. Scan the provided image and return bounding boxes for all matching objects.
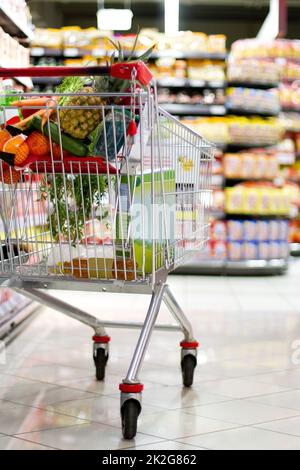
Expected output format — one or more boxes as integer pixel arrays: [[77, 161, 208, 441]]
[[43, 174, 107, 244]]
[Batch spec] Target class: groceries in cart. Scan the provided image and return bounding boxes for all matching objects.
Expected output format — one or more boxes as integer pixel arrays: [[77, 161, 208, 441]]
[[0, 40, 213, 285]]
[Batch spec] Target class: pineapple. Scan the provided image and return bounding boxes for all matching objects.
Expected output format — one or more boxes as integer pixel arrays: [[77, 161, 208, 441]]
[[59, 86, 104, 140], [57, 38, 156, 140]]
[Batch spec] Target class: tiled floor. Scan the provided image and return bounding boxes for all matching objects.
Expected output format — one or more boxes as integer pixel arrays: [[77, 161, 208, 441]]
[[1, 259, 300, 450]]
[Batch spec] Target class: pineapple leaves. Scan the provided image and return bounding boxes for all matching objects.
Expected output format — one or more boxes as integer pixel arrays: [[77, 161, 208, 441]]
[[136, 44, 156, 63]]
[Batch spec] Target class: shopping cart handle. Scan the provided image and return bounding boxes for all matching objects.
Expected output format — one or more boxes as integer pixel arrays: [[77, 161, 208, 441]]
[[0, 62, 153, 86]]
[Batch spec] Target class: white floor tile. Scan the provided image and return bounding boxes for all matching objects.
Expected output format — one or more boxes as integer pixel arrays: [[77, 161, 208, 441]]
[[257, 415, 300, 436], [0, 400, 89, 435], [246, 369, 300, 389], [2, 385, 98, 408], [128, 440, 206, 450], [183, 399, 299, 425], [44, 395, 162, 422], [178, 426, 300, 450], [16, 423, 164, 450], [249, 390, 300, 411], [107, 409, 235, 440], [138, 385, 229, 410], [194, 377, 290, 399], [0, 435, 55, 450]]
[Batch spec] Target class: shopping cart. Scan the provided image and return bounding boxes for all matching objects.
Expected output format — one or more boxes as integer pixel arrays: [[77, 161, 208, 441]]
[[0, 63, 214, 439]]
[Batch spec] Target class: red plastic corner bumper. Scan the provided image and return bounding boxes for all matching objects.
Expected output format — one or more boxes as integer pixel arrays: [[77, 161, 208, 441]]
[[180, 341, 199, 349], [119, 383, 144, 394], [93, 335, 111, 344]]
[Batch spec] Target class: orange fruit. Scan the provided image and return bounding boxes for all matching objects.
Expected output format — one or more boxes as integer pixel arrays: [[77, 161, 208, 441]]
[[0, 129, 12, 151], [14, 142, 29, 166], [26, 132, 50, 156], [2, 168, 20, 185], [3, 135, 26, 154]]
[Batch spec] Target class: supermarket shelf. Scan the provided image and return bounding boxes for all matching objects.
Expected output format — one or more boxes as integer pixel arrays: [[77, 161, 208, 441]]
[[225, 177, 276, 186], [174, 258, 288, 276], [281, 107, 300, 113], [150, 52, 227, 61], [30, 48, 228, 61], [161, 103, 227, 116], [227, 107, 280, 118], [228, 81, 279, 90], [290, 243, 300, 257], [157, 78, 226, 89], [31, 47, 64, 58], [0, 299, 39, 340], [225, 143, 277, 152], [225, 214, 289, 220], [32, 77, 62, 86], [0, 3, 34, 40]]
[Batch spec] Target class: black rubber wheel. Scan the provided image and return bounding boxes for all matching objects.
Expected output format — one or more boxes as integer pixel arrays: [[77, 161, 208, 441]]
[[121, 400, 141, 440], [94, 348, 108, 381], [181, 354, 197, 388]]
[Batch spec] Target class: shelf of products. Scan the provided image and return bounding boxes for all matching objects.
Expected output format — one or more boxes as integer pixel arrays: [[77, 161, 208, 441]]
[[175, 259, 288, 275], [0, 0, 34, 40], [179, 39, 295, 275], [160, 103, 227, 116], [226, 87, 280, 116]]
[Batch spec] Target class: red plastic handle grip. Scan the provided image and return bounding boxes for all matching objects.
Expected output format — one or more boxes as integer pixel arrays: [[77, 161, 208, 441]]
[[0, 61, 153, 86]]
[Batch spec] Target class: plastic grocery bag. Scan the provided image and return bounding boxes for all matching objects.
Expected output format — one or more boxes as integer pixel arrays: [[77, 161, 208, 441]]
[[89, 109, 131, 162]]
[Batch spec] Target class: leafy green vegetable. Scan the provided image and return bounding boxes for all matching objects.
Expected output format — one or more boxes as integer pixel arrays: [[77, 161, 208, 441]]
[[42, 174, 107, 244]]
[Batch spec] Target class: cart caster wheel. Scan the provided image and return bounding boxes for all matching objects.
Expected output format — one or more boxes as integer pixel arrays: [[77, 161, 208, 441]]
[[94, 348, 108, 381], [181, 354, 197, 388], [121, 400, 141, 440], [93, 335, 110, 381]]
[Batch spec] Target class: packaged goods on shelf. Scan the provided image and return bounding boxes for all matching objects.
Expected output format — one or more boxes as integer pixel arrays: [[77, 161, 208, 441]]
[[151, 59, 226, 82], [158, 88, 225, 106], [187, 60, 226, 81], [280, 84, 300, 111], [290, 220, 300, 243], [228, 117, 283, 146], [181, 117, 230, 145], [199, 219, 289, 262], [227, 87, 280, 115], [280, 112, 300, 132], [231, 39, 300, 60], [224, 152, 279, 180], [182, 117, 283, 147], [227, 59, 280, 85], [31, 28, 63, 49], [281, 60, 300, 82], [212, 189, 225, 215], [225, 183, 292, 216], [137, 30, 226, 55], [0, 26, 30, 67]]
